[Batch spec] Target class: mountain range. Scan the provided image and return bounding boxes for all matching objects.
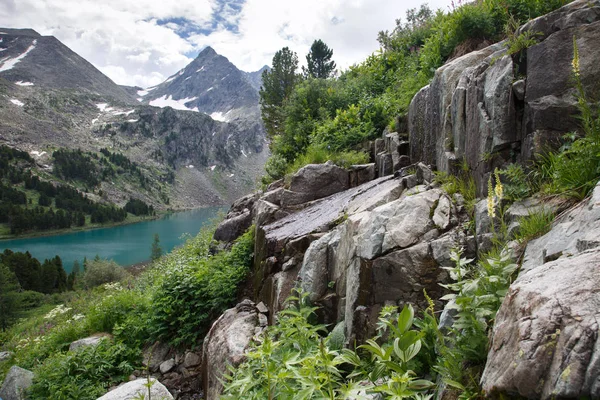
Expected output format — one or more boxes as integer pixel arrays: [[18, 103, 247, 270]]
[[0, 27, 269, 210]]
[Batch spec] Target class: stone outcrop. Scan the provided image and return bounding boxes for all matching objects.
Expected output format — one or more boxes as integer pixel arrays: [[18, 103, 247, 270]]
[[481, 249, 600, 399], [201, 299, 266, 400], [69, 334, 110, 352], [252, 162, 473, 342], [97, 378, 173, 400], [409, 0, 600, 195], [204, 3, 600, 398], [481, 181, 600, 398], [213, 193, 259, 243], [0, 366, 34, 400], [522, 182, 600, 273], [281, 162, 350, 207]]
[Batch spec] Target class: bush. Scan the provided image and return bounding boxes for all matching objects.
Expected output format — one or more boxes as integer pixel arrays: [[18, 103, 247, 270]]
[[80, 259, 128, 289], [148, 228, 255, 347], [29, 340, 140, 400], [86, 286, 149, 335]]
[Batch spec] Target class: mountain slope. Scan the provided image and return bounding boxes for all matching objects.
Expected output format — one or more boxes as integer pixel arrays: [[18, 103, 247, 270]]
[[0, 28, 135, 104], [0, 29, 267, 217], [141, 46, 258, 118]]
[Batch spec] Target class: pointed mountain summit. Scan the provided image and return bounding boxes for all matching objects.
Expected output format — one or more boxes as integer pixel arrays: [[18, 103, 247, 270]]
[[0, 28, 135, 104], [141, 46, 260, 121]]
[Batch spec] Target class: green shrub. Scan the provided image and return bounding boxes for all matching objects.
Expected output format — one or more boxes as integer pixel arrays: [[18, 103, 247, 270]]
[[80, 259, 128, 289], [223, 292, 432, 399], [262, 153, 289, 183], [149, 228, 254, 347], [29, 340, 140, 400], [17, 290, 46, 310], [86, 286, 149, 335], [284, 144, 370, 180]]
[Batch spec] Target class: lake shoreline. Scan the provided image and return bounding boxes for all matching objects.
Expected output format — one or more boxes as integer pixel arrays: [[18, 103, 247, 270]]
[[0, 213, 163, 241], [0, 206, 226, 273]]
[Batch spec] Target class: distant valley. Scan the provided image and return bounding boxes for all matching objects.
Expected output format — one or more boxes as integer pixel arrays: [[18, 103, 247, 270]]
[[0, 27, 268, 235]]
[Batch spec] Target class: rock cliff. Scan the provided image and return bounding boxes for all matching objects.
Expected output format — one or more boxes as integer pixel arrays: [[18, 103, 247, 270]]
[[201, 1, 600, 398]]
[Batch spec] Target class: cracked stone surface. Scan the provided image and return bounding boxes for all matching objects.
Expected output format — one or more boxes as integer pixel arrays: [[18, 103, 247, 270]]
[[481, 248, 600, 399]]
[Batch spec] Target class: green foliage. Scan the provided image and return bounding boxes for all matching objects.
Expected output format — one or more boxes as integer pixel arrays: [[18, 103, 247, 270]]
[[53, 148, 100, 187], [80, 259, 128, 289], [305, 39, 337, 79], [0, 263, 22, 331], [313, 104, 376, 152], [150, 233, 163, 261], [149, 228, 254, 347], [537, 36, 600, 199], [125, 198, 154, 216], [29, 340, 140, 400], [260, 47, 301, 138], [433, 167, 477, 216], [504, 15, 541, 56], [223, 292, 432, 399], [86, 286, 148, 335], [1, 250, 68, 294], [435, 247, 519, 395], [514, 210, 555, 244]]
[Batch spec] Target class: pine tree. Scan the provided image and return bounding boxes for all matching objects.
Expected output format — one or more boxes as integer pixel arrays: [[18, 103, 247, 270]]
[[67, 260, 81, 290], [305, 39, 336, 79], [259, 47, 301, 138], [0, 263, 21, 331], [151, 233, 163, 261]]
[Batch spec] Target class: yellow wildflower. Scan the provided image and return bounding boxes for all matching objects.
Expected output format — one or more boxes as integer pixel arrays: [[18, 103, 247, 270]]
[[572, 36, 580, 77], [487, 176, 496, 218], [494, 168, 504, 200]]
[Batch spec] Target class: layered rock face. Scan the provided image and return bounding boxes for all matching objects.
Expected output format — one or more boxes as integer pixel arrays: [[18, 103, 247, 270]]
[[481, 182, 600, 399], [214, 161, 475, 345], [409, 0, 600, 195]]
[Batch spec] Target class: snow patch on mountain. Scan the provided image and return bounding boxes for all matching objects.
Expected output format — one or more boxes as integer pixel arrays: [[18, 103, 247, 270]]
[[15, 81, 34, 86], [10, 99, 24, 106], [210, 111, 230, 122], [149, 95, 199, 112], [0, 39, 37, 72]]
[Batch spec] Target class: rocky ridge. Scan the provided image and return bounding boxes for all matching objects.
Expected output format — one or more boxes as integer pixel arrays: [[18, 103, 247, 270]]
[[0, 30, 267, 210], [199, 1, 600, 399]]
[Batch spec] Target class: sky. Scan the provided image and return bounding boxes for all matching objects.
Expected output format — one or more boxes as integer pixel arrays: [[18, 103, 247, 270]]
[[0, 0, 452, 88]]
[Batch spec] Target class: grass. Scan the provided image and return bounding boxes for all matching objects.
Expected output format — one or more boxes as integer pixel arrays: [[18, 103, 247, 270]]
[[514, 209, 555, 244], [433, 169, 477, 215]]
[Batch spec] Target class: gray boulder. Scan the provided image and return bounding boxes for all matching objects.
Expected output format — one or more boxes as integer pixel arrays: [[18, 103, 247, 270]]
[[522, 181, 600, 273], [349, 164, 376, 187], [0, 366, 34, 400], [281, 163, 350, 207], [481, 248, 600, 399], [0, 351, 13, 362], [371, 242, 446, 307], [69, 335, 110, 352], [143, 342, 172, 373], [213, 209, 252, 243], [201, 300, 258, 400], [96, 378, 173, 400]]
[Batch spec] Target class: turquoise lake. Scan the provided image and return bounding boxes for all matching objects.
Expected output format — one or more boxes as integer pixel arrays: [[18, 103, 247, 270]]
[[0, 207, 226, 272]]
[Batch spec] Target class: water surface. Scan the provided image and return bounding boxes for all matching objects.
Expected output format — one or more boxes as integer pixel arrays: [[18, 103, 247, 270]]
[[0, 207, 225, 272]]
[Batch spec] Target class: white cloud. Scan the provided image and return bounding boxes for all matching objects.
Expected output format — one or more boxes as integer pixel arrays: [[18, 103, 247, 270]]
[[0, 0, 452, 87]]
